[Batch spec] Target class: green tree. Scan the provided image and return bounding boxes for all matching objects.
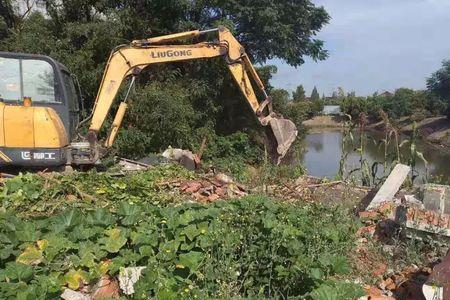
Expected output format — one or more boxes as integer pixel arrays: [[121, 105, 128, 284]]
[[292, 85, 306, 102], [270, 89, 290, 115], [0, 0, 331, 160], [311, 86, 320, 101], [427, 60, 450, 116]]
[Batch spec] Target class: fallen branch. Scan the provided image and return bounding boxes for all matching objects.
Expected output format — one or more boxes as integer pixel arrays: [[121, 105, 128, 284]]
[[306, 180, 343, 188]]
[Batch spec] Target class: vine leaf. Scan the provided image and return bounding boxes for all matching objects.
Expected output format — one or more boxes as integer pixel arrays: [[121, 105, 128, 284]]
[[16, 245, 43, 265], [64, 269, 88, 290], [177, 251, 204, 272], [100, 228, 127, 253]]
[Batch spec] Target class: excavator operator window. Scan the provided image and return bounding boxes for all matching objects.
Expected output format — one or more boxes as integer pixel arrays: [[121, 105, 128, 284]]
[[0, 57, 21, 101], [0, 57, 60, 103]]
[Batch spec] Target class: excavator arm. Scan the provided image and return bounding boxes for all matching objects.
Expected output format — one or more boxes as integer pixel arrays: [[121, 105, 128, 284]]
[[87, 26, 297, 163]]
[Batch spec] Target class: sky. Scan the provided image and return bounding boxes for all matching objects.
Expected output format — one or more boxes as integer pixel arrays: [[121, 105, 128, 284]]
[[270, 0, 450, 97]]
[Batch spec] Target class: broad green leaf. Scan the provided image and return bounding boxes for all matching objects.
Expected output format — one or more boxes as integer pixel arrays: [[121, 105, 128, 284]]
[[0, 245, 14, 260], [181, 224, 200, 241], [16, 245, 43, 265], [310, 268, 323, 280], [64, 269, 88, 290], [310, 284, 339, 300], [118, 202, 143, 225], [15, 222, 39, 242], [51, 209, 83, 232], [43, 235, 74, 261], [100, 228, 127, 253], [4, 262, 34, 282], [178, 251, 204, 272], [86, 209, 116, 226]]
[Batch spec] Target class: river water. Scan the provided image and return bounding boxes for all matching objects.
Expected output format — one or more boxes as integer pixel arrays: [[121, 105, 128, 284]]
[[300, 129, 450, 184]]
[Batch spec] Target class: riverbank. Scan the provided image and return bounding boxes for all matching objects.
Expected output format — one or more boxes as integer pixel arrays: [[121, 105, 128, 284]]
[[302, 115, 348, 128], [369, 115, 450, 149], [303, 115, 450, 150]]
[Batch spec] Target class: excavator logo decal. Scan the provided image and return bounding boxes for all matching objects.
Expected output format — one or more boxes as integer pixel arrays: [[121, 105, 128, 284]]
[[21, 151, 56, 160], [150, 50, 193, 59]]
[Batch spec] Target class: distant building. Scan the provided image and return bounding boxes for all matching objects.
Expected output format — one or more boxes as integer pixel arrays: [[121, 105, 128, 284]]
[[379, 91, 394, 98], [322, 105, 341, 115]]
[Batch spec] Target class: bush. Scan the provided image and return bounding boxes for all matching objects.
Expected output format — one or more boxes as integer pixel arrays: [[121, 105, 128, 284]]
[[203, 132, 261, 164]]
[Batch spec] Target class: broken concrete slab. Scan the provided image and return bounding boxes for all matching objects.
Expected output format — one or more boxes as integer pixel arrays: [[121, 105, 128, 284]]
[[118, 158, 149, 171], [395, 204, 450, 241], [60, 289, 90, 300], [367, 164, 411, 210], [162, 148, 198, 170], [422, 184, 450, 215], [118, 266, 146, 295]]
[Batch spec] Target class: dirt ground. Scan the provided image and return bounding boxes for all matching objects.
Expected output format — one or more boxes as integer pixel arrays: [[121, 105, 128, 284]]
[[302, 115, 347, 128]]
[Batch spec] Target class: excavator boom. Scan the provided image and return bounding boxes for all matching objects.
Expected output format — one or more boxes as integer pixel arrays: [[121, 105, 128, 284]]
[[88, 26, 297, 164]]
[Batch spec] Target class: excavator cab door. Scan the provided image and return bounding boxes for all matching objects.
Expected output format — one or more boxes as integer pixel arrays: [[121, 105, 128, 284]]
[[0, 52, 77, 138]]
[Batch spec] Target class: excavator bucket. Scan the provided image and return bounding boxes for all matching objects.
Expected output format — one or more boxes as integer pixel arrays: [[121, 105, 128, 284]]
[[267, 117, 298, 164]]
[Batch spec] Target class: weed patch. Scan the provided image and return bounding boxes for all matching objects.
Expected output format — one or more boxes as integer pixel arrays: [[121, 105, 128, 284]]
[[0, 167, 363, 299]]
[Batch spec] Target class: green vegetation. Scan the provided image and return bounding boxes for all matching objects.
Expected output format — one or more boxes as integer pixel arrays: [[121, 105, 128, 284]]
[[0, 166, 363, 299], [293, 85, 306, 103], [271, 85, 324, 130], [427, 60, 450, 117], [0, 0, 330, 162], [340, 88, 446, 121], [310, 86, 321, 102], [338, 112, 428, 186], [338, 60, 450, 121]]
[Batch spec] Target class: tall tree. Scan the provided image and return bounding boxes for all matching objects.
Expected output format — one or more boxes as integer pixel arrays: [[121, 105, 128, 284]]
[[292, 85, 306, 102], [0, 0, 331, 158], [427, 60, 450, 116], [311, 86, 320, 101]]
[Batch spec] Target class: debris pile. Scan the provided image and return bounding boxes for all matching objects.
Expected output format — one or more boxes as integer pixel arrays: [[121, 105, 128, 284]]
[[178, 173, 247, 202], [61, 267, 145, 300], [354, 164, 450, 300]]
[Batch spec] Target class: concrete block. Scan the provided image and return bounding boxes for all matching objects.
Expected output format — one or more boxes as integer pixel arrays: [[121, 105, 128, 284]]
[[367, 164, 410, 210], [422, 184, 450, 214]]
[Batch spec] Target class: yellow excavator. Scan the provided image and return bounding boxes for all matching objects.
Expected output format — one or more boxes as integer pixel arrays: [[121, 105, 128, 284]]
[[0, 26, 297, 170]]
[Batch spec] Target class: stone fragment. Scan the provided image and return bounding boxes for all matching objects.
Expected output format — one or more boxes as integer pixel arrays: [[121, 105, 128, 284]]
[[184, 182, 202, 193], [402, 194, 423, 207], [91, 276, 120, 300], [372, 264, 387, 277], [215, 173, 233, 184], [118, 267, 146, 295], [162, 148, 197, 170], [364, 285, 383, 297], [61, 289, 90, 300], [359, 211, 379, 219], [422, 184, 450, 215], [356, 225, 376, 237], [207, 194, 220, 202]]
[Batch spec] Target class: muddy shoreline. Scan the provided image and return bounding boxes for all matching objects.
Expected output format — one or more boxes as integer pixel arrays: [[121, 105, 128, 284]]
[[303, 115, 450, 152]]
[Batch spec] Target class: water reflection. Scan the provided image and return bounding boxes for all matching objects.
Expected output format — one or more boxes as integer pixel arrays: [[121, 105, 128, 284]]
[[301, 130, 450, 183]]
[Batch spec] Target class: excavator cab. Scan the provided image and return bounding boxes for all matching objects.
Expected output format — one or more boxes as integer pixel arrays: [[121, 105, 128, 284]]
[[0, 52, 81, 167]]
